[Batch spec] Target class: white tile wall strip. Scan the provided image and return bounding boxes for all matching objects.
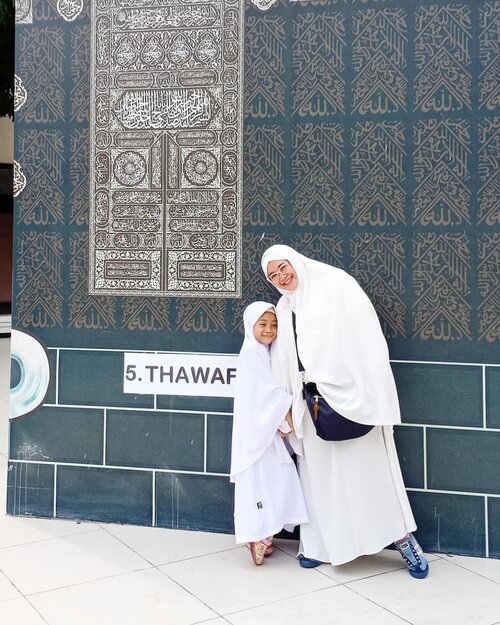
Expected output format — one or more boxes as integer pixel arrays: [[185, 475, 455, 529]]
[[397, 422, 500, 432], [423, 425, 427, 490], [7, 459, 229, 478], [53, 463, 57, 517], [406, 487, 500, 498], [204, 413, 208, 473], [55, 348, 59, 405], [482, 365, 487, 428], [42, 404, 232, 416], [152, 470, 156, 527], [46, 347, 500, 366], [485, 495, 490, 558], [102, 408, 107, 465]]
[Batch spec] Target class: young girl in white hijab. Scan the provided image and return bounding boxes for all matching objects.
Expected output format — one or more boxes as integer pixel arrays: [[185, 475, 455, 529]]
[[230, 301, 308, 565], [261, 245, 429, 579]]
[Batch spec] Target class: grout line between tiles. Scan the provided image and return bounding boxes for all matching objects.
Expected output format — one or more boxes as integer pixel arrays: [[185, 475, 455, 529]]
[[342, 584, 414, 625], [441, 555, 500, 587]]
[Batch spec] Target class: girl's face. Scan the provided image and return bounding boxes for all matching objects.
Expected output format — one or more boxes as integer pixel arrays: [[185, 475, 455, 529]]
[[253, 311, 278, 345], [266, 259, 298, 292]]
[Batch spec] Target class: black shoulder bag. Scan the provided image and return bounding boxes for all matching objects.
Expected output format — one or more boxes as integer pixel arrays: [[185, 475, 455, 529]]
[[291, 313, 374, 442]]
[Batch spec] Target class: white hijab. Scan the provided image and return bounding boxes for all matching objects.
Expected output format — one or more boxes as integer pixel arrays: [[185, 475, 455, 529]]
[[261, 245, 401, 431], [229, 301, 293, 481]]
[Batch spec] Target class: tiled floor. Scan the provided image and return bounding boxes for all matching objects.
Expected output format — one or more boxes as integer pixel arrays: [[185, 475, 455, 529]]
[[1, 337, 500, 625]]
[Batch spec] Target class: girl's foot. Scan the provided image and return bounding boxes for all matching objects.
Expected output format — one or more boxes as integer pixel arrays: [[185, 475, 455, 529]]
[[394, 534, 429, 579], [263, 537, 273, 557], [249, 541, 266, 565]]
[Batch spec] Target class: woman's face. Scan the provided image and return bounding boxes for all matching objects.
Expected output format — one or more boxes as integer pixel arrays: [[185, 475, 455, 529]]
[[266, 259, 298, 292]]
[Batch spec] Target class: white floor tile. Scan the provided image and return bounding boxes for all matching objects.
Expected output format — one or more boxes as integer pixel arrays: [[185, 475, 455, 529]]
[[0, 597, 47, 624], [103, 523, 238, 565], [161, 544, 335, 615], [445, 553, 500, 585], [0, 528, 151, 595], [0, 514, 99, 549], [347, 558, 500, 625], [224, 585, 408, 625], [0, 569, 21, 602], [30, 567, 217, 625]]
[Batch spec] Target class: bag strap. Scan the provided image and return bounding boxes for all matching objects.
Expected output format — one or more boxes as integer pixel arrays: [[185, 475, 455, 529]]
[[291, 312, 305, 373]]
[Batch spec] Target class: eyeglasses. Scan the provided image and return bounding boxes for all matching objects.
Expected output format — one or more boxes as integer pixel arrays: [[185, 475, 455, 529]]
[[267, 261, 291, 284]]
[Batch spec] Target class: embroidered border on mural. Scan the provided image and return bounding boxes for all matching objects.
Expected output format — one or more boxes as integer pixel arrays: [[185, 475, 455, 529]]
[[88, 0, 244, 298]]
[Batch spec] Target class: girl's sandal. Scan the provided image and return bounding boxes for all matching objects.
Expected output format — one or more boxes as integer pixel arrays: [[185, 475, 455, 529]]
[[249, 541, 266, 565], [262, 537, 273, 557]]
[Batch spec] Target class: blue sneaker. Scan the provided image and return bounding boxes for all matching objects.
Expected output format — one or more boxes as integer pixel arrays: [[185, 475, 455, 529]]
[[394, 534, 429, 579], [298, 554, 322, 568]]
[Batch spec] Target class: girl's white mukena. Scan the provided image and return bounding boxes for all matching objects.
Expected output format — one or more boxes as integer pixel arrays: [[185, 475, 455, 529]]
[[230, 301, 308, 565]]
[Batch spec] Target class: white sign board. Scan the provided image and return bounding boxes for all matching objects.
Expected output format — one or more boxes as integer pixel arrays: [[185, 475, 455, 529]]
[[124, 353, 238, 398]]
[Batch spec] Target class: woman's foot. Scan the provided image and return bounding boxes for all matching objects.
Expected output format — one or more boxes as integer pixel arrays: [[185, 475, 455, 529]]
[[298, 554, 322, 568], [394, 534, 429, 579], [249, 541, 266, 565]]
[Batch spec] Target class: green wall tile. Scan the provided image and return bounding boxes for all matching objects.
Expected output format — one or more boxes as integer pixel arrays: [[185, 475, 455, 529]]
[[156, 395, 233, 413], [7, 462, 54, 518], [486, 368, 500, 429], [156, 473, 234, 533], [394, 425, 424, 489], [408, 491, 486, 557], [393, 364, 483, 427], [488, 498, 500, 559], [56, 466, 152, 525], [58, 350, 154, 408], [428, 429, 500, 495], [206, 414, 232, 474], [10, 406, 104, 465], [44, 349, 58, 405], [106, 410, 204, 471]]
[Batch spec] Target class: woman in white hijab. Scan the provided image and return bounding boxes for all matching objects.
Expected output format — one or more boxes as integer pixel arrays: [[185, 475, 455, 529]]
[[230, 301, 308, 565], [261, 245, 429, 579]]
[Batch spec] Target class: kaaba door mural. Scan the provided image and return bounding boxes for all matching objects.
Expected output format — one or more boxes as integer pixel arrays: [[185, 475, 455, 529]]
[[10, 0, 500, 558], [89, 1, 243, 298]]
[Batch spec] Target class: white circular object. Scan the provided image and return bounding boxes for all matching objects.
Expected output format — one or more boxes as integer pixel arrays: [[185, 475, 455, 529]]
[[10, 330, 50, 419]]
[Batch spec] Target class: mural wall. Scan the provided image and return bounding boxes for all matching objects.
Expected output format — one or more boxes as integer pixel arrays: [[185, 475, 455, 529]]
[[10, 0, 500, 558]]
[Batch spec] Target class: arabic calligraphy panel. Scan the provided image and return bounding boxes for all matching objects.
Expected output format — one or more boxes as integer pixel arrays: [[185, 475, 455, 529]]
[[478, 117, 500, 226], [351, 121, 406, 226], [350, 233, 406, 338], [413, 119, 471, 226], [89, 0, 244, 297], [352, 8, 407, 115], [412, 233, 471, 341], [291, 123, 344, 226], [414, 4, 472, 113], [479, 1, 500, 111], [478, 233, 500, 343]]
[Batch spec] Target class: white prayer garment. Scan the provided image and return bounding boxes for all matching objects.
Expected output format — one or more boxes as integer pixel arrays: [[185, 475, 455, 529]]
[[261, 246, 416, 565], [230, 301, 308, 544]]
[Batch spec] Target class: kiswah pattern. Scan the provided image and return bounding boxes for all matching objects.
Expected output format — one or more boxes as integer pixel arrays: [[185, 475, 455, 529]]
[[12, 0, 500, 358], [88, 0, 245, 297]]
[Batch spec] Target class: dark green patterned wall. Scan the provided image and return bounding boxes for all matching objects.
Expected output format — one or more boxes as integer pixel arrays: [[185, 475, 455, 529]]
[[9, 0, 500, 557]]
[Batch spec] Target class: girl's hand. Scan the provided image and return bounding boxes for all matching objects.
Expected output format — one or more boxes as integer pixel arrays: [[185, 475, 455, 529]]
[[285, 409, 295, 433]]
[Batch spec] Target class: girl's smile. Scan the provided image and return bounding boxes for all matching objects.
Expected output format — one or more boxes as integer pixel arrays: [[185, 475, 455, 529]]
[[253, 311, 278, 345]]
